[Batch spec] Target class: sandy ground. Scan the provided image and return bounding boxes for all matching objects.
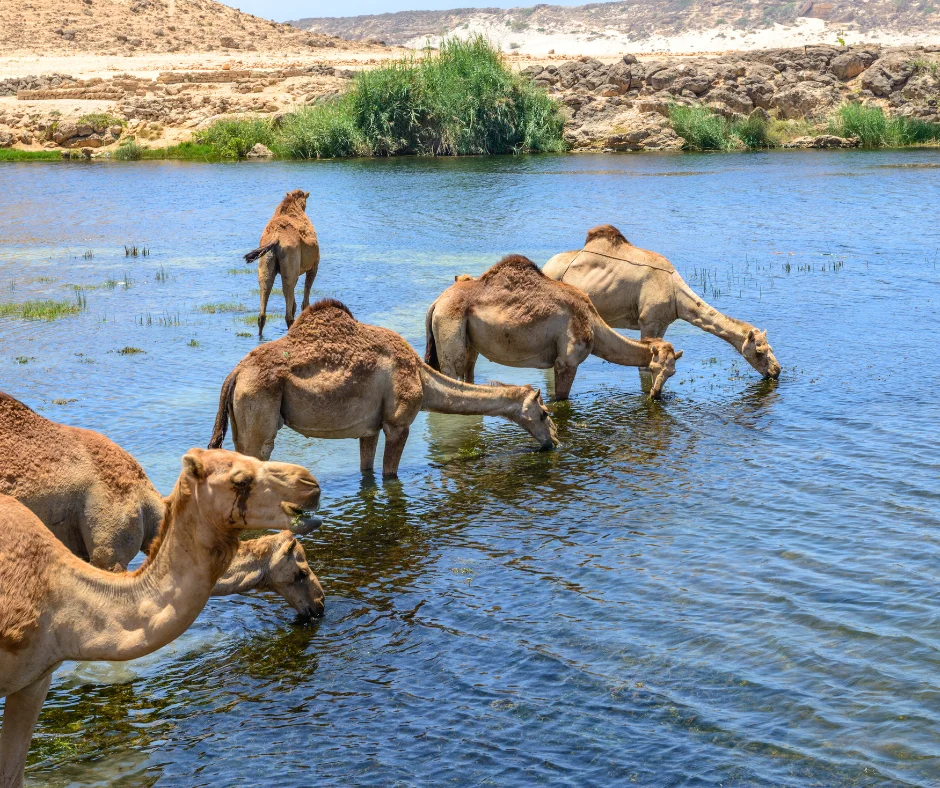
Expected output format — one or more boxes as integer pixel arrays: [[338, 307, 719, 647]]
[[411, 18, 940, 57]]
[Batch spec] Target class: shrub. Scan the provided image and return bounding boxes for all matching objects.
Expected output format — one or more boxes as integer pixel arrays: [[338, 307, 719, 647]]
[[830, 102, 940, 147], [78, 112, 124, 129], [669, 105, 733, 150], [113, 139, 144, 160], [194, 117, 275, 159], [730, 112, 775, 149], [276, 99, 367, 159]]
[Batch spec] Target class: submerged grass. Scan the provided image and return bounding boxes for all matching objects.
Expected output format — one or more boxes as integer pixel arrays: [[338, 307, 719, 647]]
[[199, 302, 249, 313], [194, 36, 565, 159], [0, 299, 84, 320]]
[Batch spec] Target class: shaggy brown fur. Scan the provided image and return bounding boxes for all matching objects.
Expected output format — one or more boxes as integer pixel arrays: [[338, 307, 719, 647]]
[[0, 497, 53, 651], [266, 189, 317, 247], [585, 224, 629, 246]]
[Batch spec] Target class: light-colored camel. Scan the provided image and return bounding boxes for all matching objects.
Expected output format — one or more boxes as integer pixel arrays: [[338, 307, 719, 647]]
[[209, 299, 557, 477], [0, 392, 323, 616], [424, 254, 683, 400], [244, 189, 320, 336], [542, 225, 781, 379], [0, 448, 321, 788]]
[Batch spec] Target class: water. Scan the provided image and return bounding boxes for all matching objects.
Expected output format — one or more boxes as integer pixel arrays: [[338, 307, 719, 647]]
[[0, 151, 938, 787]]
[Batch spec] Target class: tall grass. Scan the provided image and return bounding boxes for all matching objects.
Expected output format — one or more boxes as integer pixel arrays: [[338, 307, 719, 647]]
[[195, 36, 565, 159], [830, 103, 940, 147], [669, 105, 776, 151], [0, 299, 84, 320], [194, 117, 276, 159]]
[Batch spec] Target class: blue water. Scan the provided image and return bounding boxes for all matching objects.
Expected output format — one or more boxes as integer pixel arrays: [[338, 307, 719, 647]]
[[0, 150, 938, 786]]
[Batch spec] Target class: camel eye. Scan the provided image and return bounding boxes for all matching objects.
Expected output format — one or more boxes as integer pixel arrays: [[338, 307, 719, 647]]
[[540, 411, 548, 420]]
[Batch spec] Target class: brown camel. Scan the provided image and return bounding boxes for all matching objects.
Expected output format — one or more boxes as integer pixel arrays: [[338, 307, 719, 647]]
[[424, 254, 683, 400], [0, 392, 323, 617], [244, 189, 320, 336], [542, 225, 781, 379], [209, 299, 557, 477], [0, 448, 321, 788]]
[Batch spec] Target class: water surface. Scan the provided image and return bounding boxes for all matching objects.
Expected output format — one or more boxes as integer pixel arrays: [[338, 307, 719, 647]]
[[0, 151, 937, 787]]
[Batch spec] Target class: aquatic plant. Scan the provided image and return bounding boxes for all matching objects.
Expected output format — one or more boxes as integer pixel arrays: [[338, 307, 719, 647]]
[[198, 302, 249, 314], [187, 338, 200, 347], [115, 346, 145, 355], [155, 266, 169, 282], [0, 299, 84, 320]]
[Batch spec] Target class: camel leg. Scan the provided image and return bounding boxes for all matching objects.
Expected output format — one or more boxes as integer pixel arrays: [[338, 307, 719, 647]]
[[381, 424, 409, 478], [301, 268, 316, 312], [432, 316, 471, 381], [257, 254, 277, 338], [232, 393, 282, 460], [639, 321, 668, 394], [360, 434, 379, 474], [465, 349, 479, 385], [0, 673, 52, 788], [282, 275, 298, 330], [553, 358, 579, 401]]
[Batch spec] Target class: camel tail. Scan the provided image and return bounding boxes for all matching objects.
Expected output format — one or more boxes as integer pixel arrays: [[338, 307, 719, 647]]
[[209, 369, 239, 449], [424, 302, 440, 370], [244, 241, 279, 264]]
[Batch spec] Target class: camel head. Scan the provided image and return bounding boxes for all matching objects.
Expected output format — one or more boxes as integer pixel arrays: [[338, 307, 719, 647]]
[[741, 329, 781, 380], [517, 386, 558, 450], [288, 188, 310, 211], [265, 532, 325, 620], [180, 448, 322, 534], [647, 341, 683, 400]]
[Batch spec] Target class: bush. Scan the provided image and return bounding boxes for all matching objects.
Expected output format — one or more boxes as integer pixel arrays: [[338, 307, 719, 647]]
[[669, 105, 734, 150], [830, 102, 940, 147], [78, 112, 124, 129], [194, 117, 275, 159], [195, 36, 565, 159], [730, 112, 775, 149], [113, 139, 144, 160]]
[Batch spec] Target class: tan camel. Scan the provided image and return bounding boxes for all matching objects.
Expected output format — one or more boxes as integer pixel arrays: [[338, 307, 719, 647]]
[[244, 189, 320, 336], [208, 299, 557, 477], [424, 254, 683, 400], [542, 225, 781, 379], [0, 392, 323, 616], [0, 448, 321, 788]]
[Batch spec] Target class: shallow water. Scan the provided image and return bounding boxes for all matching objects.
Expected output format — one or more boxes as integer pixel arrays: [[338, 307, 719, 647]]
[[0, 150, 938, 787]]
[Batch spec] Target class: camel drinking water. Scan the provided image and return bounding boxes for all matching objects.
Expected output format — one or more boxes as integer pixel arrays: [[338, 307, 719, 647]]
[[209, 299, 557, 478], [542, 225, 781, 379], [0, 449, 322, 788], [0, 392, 323, 618], [244, 189, 320, 336], [424, 254, 683, 400]]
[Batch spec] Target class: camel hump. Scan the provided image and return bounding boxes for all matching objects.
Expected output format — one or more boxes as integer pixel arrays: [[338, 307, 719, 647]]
[[479, 254, 544, 283], [585, 224, 629, 246], [305, 298, 354, 318], [288, 298, 356, 336]]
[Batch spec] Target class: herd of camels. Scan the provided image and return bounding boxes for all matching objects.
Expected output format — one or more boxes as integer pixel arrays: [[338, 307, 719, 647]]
[[0, 188, 780, 785]]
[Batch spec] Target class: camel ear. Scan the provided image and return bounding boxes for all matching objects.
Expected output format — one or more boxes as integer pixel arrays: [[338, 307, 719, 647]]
[[272, 535, 297, 565], [304, 191, 310, 199], [675, 350, 684, 360], [182, 452, 205, 479], [746, 329, 755, 342]]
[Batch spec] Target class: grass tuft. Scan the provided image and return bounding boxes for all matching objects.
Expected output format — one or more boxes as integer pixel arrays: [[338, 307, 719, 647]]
[[829, 103, 940, 147], [193, 118, 276, 159], [198, 302, 249, 314], [0, 150, 61, 162], [115, 346, 145, 355], [0, 299, 84, 320], [113, 140, 144, 161]]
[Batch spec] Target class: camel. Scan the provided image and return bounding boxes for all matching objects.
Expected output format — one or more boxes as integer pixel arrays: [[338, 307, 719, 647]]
[[208, 299, 557, 477], [542, 225, 781, 379], [424, 254, 683, 401], [0, 448, 321, 788], [0, 392, 323, 616], [244, 189, 320, 336]]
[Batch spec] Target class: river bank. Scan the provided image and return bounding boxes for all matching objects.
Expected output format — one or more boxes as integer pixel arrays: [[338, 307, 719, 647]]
[[1, 43, 938, 157]]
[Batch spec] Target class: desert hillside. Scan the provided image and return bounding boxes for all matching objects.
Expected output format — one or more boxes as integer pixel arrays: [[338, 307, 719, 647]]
[[0, 0, 352, 56], [292, 0, 940, 54]]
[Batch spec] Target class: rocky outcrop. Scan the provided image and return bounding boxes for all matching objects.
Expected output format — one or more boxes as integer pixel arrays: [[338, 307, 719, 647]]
[[526, 44, 940, 151]]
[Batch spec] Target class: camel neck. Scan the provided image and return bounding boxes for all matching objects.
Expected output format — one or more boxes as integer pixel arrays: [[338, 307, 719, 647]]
[[56, 483, 237, 662], [675, 278, 754, 351], [419, 365, 520, 419], [589, 318, 653, 367]]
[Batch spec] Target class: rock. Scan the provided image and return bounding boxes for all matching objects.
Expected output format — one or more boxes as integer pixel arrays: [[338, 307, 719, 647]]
[[861, 54, 914, 97], [246, 143, 274, 158], [648, 67, 680, 91], [220, 36, 240, 49], [0, 131, 13, 148], [707, 89, 754, 115], [830, 51, 876, 81], [622, 54, 638, 65], [773, 83, 840, 119], [783, 135, 860, 148]]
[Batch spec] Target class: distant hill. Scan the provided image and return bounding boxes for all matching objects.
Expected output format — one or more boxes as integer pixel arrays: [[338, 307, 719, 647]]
[[0, 0, 351, 55], [290, 1, 940, 54]]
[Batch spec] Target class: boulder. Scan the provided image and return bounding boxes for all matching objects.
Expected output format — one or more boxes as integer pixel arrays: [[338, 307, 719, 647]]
[[220, 36, 240, 49], [0, 131, 13, 148], [246, 143, 274, 158], [706, 88, 754, 115], [829, 51, 876, 81], [773, 83, 840, 119], [861, 54, 914, 97]]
